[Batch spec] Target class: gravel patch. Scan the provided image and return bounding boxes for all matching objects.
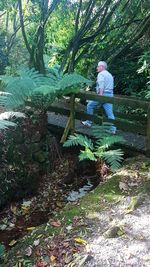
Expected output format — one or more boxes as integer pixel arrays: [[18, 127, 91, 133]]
[[84, 195, 150, 267]]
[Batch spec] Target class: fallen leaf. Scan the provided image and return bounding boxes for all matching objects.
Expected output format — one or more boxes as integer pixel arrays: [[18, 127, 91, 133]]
[[36, 260, 48, 267], [50, 255, 56, 262], [33, 239, 40, 246], [119, 182, 128, 191], [50, 220, 61, 227], [25, 246, 32, 256], [0, 224, 7, 230], [21, 206, 30, 215], [74, 237, 87, 244], [27, 227, 36, 231], [10, 205, 17, 215], [56, 201, 63, 208], [9, 240, 17, 246], [143, 254, 150, 261]]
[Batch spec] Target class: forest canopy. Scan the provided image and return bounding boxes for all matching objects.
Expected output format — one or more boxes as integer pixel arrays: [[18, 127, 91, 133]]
[[0, 0, 150, 95]]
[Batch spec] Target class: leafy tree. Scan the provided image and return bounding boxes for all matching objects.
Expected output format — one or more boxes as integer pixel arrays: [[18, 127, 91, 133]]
[[18, 0, 61, 73]]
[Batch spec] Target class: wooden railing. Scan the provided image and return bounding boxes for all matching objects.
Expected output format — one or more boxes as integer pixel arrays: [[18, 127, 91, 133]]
[[48, 91, 150, 152]]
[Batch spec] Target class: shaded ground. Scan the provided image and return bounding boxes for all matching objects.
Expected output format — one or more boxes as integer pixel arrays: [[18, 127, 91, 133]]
[[0, 151, 98, 250], [1, 154, 150, 267]]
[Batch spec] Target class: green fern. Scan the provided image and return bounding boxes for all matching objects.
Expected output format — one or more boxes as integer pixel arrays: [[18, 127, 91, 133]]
[[102, 149, 124, 171], [0, 92, 12, 106], [64, 127, 125, 171], [0, 111, 25, 130], [0, 66, 91, 110], [79, 148, 97, 161], [96, 135, 125, 149], [0, 119, 16, 130], [63, 133, 94, 150]]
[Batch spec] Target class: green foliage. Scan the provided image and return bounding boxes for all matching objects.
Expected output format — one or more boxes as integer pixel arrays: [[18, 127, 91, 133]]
[[0, 243, 5, 264], [0, 66, 91, 129], [96, 135, 125, 149], [63, 133, 94, 150], [0, 119, 16, 130], [102, 149, 124, 171], [64, 125, 125, 171], [79, 148, 97, 162], [138, 51, 150, 99], [0, 66, 91, 109]]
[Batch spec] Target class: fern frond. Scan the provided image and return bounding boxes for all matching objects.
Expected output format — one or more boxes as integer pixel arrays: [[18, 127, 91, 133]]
[[1, 67, 92, 110], [0, 92, 12, 107], [63, 133, 94, 149], [92, 124, 112, 139], [0, 111, 25, 130], [94, 147, 104, 158], [102, 149, 124, 171], [33, 85, 60, 95], [59, 73, 92, 89], [48, 65, 63, 80], [79, 148, 97, 161], [0, 120, 16, 129], [96, 135, 125, 149]]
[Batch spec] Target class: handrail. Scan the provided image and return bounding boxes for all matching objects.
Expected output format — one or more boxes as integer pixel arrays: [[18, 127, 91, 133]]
[[76, 91, 150, 111]]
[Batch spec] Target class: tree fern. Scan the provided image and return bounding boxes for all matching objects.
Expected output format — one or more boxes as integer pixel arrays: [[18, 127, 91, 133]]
[[0, 92, 11, 106], [0, 66, 91, 110], [102, 149, 124, 171], [63, 134, 94, 150]]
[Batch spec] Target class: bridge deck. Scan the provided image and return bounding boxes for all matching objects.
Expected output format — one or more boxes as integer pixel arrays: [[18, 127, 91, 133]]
[[47, 112, 146, 153]]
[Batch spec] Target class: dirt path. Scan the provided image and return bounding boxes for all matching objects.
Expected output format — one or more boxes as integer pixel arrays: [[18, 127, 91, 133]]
[[83, 194, 150, 267]]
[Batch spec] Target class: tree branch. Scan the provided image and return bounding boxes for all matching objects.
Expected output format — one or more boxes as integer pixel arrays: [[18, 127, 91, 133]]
[[44, 0, 61, 26], [18, 0, 31, 54], [75, 0, 82, 34]]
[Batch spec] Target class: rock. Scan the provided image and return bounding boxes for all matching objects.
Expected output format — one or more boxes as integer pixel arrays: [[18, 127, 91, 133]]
[[104, 225, 124, 238]]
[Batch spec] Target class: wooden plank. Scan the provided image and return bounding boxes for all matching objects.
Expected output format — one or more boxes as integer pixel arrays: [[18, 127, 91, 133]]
[[103, 117, 146, 135], [114, 111, 147, 123], [76, 92, 150, 111], [48, 106, 102, 124]]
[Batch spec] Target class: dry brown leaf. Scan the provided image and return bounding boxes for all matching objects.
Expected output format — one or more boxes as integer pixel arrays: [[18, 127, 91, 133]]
[[50, 255, 56, 262], [9, 239, 17, 246], [50, 220, 61, 227], [74, 237, 87, 244], [119, 181, 128, 191], [10, 205, 17, 215], [27, 226, 36, 231]]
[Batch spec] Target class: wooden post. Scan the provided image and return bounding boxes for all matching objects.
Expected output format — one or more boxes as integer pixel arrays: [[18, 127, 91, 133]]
[[146, 104, 150, 154], [70, 94, 75, 133], [60, 94, 75, 143]]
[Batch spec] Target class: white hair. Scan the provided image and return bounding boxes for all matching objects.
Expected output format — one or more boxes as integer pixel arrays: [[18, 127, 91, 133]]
[[98, 61, 107, 69]]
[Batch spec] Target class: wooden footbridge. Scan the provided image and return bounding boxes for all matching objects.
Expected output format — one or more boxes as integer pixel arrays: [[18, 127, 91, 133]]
[[47, 91, 150, 153]]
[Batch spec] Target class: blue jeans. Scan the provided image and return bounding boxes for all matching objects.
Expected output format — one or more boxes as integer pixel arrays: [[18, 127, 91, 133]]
[[86, 92, 116, 132]]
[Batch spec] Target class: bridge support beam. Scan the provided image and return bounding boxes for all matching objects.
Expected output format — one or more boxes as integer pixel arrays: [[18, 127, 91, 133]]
[[60, 94, 75, 143]]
